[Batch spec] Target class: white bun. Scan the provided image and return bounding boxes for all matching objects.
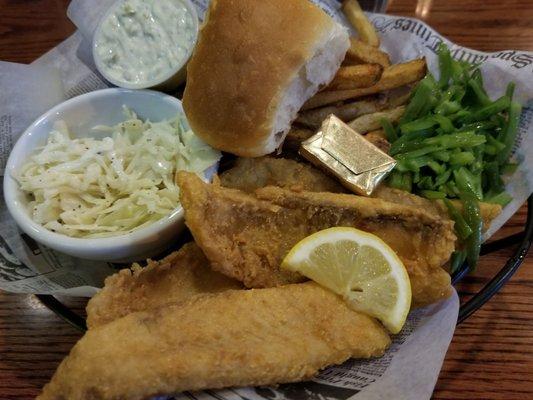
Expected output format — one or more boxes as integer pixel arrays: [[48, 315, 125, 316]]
[[183, 0, 349, 157]]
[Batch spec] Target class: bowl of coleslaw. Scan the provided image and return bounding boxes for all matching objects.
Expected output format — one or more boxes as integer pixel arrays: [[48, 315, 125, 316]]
[[3, 88, 221, 262]]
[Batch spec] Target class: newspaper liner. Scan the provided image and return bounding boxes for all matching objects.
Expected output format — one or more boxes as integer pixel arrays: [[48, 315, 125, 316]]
[[0, 0, 530, 399]]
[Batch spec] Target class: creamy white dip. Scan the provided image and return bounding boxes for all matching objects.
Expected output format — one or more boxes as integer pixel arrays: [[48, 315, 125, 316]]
[[94, 0, 196, 85]]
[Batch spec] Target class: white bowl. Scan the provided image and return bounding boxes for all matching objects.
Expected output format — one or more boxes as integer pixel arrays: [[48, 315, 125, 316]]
[[92, 0, 199, 91], [4, 88, 216, 262]]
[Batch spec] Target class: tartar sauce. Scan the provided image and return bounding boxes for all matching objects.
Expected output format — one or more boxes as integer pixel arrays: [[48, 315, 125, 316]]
[[94, 0, 196, 85]]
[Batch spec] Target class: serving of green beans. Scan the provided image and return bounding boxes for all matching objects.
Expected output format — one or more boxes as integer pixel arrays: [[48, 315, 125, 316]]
[[383, 43, 521, 270]]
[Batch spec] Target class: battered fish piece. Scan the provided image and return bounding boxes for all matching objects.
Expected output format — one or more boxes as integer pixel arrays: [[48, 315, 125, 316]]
[[220, 157, 346, 193], [373, 186, 501, 231], [221, 157, 500, 230], [178, 172, 456, 307], [86, 242, 241, 329], [39, 283, 390, 400]]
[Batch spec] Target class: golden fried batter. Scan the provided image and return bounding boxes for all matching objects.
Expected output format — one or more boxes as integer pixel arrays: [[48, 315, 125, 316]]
[[373, 186, 501, 231], [39, 283, 390, 400], [86, 242, 241, 329], [178, 172, 456, 307], [221, 158, 500, 230], [220, 157, 346, 194]]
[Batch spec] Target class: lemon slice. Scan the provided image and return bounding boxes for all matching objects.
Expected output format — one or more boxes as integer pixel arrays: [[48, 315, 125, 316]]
[[281, 227, 411, 334]]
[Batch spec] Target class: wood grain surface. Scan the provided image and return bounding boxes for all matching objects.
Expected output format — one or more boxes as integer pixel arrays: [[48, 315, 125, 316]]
[[0, 0, 532, 399]]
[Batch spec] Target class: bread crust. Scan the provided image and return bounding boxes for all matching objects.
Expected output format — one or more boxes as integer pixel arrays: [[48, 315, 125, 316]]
[[183, 0, 339, 156]]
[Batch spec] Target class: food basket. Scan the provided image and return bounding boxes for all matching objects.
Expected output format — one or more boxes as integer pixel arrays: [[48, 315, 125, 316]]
[[28, 0, 533, 331]]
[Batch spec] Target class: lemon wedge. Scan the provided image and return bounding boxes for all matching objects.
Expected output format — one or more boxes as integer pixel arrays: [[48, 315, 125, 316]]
[[281, 227, 411, 334]]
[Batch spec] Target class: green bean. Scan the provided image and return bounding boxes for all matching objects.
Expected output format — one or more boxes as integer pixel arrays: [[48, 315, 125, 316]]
[[445, 181, 460, 197], [472, 68, 484, 86], [448, 84, 466, 103], [400, 76, 435, 123], [462, 196, 482, 269], [388, 171, 412, 192], [486, 134, 506, 151], [506, 82, 515, 99], [468, 78, 491, 107], [443, 199, 473, 240], [431, 150, 450, 162], [395, 145, 442, 159], [483, 145, 497, 155], [421, 190, 446, 199], [438, 43, 453, 87], [449, 152, 475, 166], [427, 160, 444, 174], [388, 42, 520, 273], [413, 170, 421, 183], [435, 100, 461, 115], [424, 131, 486, 149], [483, 161, 504, 194], [449, 109, 472, 122], [400, 116, 439, 134], [433, 114, 454, 133], [450, 251, 467, 274], [435, 170, 451, 186], [388, 170, 404, 190], [379, 118, 398, 142], [459, 120, 499, 132], [464, 95, 510, 122], [485, 191, 513, 206], [497, 101, 522, 163], [451, 59, 467, 84], [418, 176, 435, 190], [454, 168, 482, 200], [389, 130, 434, 155], [396, 160, 414, 173], [399, 156, 433, 172], [402, 172, 413, 192]]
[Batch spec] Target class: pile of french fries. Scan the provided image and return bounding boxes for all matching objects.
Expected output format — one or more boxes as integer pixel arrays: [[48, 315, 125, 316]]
[[289, 0, 428, 153]]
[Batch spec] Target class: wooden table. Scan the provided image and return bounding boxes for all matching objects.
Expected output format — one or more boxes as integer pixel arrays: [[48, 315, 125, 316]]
[[1, 0, 532, 398]]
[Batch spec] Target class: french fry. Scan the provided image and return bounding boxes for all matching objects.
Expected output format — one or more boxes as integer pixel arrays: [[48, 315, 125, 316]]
[[364, 129, 390, 153], [297, 99, 384, 129], [384, 86, 413, 108], [345, 38, 391, 68], [328, 64, 383, 90], [348, 105, 405, 134], [302, 59, 426, 110], [342, 0, 380, 47]]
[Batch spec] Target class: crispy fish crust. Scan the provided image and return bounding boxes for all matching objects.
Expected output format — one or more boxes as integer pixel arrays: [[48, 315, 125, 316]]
[[220, 157, 346, 194], [178, 172, 456, 307], [38, 283, 390, 400], [220, 157, 500, 229], [372, 186, 501, 231], [86, 242, 241, 329]]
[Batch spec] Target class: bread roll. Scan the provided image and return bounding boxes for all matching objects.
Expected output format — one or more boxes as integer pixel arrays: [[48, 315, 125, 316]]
[[183, 0, 349, 157]]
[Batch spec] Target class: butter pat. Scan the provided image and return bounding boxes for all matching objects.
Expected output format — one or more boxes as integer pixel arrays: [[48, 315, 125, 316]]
[[300, 115, 396, 196]]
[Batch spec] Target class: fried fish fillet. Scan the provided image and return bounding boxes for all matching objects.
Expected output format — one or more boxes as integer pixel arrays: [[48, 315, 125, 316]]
[[39, 283, 390, 400], [373, 186, 501, 231], [221, 157, 500, 230], [86, 242, 241, 329], [220, 157, 346, 194], [178, 171, 456, 307]]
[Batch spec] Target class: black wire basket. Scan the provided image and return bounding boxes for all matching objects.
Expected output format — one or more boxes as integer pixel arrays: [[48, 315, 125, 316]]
[[36, 195, 533, 332]]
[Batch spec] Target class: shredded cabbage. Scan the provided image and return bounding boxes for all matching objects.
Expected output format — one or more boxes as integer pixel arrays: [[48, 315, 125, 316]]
[[16, 107, 221, 238]]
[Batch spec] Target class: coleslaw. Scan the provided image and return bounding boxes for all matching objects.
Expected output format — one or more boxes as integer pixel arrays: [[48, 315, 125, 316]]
[[16, 107, 221, 238]]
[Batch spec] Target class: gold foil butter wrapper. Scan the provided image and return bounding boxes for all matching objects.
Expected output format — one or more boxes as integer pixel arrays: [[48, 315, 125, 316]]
[[300, 114, 396, 196]]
